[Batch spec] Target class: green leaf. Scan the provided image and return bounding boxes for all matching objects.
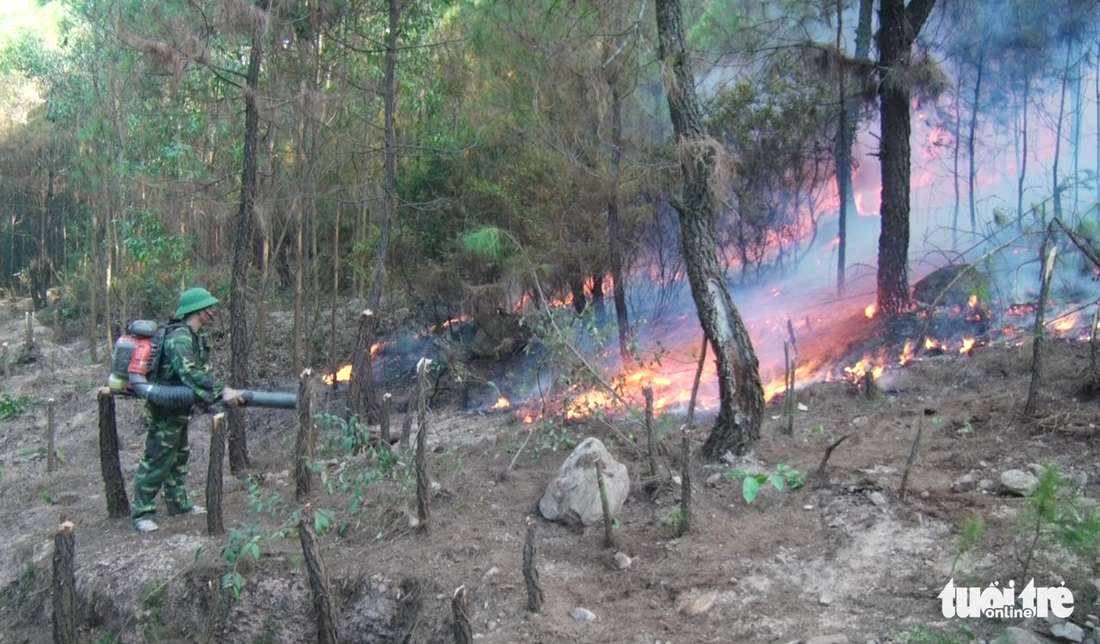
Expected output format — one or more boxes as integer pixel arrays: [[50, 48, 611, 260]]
[[742, 477, 759, 504], [768, 474, 785, 491]]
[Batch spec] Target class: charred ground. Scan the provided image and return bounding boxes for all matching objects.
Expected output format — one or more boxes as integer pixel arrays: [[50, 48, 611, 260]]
[[0, 294, 1099, 644]]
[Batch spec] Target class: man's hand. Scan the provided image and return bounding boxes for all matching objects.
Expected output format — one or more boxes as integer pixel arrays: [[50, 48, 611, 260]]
[[222, 387, 245, 407]]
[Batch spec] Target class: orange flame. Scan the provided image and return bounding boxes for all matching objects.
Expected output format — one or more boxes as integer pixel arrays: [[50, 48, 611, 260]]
[[968, 294, 978, 308], [1053, 312, 1080, 333], [899, 340, 915, 366], [322, 343, 381, 384], [959, 337, 976, 355], [864, 303, 876, 319], [493, 397, 510, 410]]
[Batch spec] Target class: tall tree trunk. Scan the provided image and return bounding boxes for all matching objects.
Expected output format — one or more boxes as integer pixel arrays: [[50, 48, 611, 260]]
[[1053, 41, 1071, 220], [875, 0, 937, 314], [366, 0, 401, 312], [1017, 78, 1030, 230], [654, 0, 764, 459], [607, 87, 632, 365], [967, 47, 985, 235], [835, 0, 873, 297], [228, 1, 270, 473], [835, 0, 848, 298]]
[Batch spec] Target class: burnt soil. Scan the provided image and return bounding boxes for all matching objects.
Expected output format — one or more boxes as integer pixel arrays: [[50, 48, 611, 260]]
[[1, 295, 1099, 644]]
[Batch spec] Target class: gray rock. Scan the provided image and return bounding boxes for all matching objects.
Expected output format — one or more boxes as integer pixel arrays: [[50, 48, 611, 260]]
[[1050, 622, 1086, 643], [1000, 469, 1039, 496], [869, 491, 888, 507], [993, 627, 1047, 644], [570, 607, 597, 622], [612, 551, 632, 570], [539, 438, 630, 526], [806, 636, 849, 644]]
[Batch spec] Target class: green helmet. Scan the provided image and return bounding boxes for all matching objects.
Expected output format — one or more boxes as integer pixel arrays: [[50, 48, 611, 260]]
[[175, 287, 220, 318]]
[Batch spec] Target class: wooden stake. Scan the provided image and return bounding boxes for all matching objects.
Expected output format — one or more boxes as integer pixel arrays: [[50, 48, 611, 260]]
[[415, 358, 432, 533], [295, 369, 315, 501], [899, 416, 923, 499], [522, 517, 543, 613], [96, 388, 129, 518], [52, 521, 76, 644], [2, 342, 8, 379], [677, 425, 692, 537], [206, 413, 226, 536], [399, 414, 413, 452], [1026, 242, 1058, 415], [643, 386, 657, 477], [46, 398, 56, 472], [299, 505, 338, 644], [380, 392, 392, 443], [451, 585, 473, 644], [25, 311, 34, 348], [783, 341, 794, 435], [595, 459, 615, 548]]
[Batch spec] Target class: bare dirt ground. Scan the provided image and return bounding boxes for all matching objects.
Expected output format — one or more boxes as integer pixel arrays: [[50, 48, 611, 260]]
[[0, 294, 1098, 644]]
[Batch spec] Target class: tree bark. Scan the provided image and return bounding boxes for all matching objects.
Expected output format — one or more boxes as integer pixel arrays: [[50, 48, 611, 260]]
[[52, 522, 76, 644], [967, 46, 986, 235], [366, 0, 401, 312], [875, 0, 937, 314], [522, 518, 543, 613], [607, 87, 633, 365], [451, 585, 473, 644], [296, 370, 316, 501], [206, 414, 226, 536], [415, 359, 431, 533], [654, 0, 764, 459], [299, 506, 338, 644], [97, 388, 129, 518], [348, 311, 379, 422], [228, 0, 271, 474]]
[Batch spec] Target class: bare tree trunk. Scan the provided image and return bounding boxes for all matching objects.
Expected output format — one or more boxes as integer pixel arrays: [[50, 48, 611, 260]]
[[1026, 236, 1057, 416], [415, 359, 431, 532], [1053, 42, 1071, 220], [97, 388, 129, 518], [299, 505, 338, 644], [875, 0, 937, 314], [228, 1, 271, 473], [654, 0, 765, 459], [348, 311, 379, 422], [1017, 78, 1030, 230], [967, 47, 986, 235], [607, 87, 633, 365], [366, 0, 401, 312]]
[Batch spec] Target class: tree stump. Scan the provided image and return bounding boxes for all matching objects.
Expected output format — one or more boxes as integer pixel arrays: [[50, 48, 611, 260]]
[[380, 392, 392, 443], [206, 413, 227, 536], [451, 585, 473, 644], [47, 397, 57, 472], [52, 521, 76, 644], [643, 387, 657, 478], [295, 369, 316, 501], [677, 426, 692, 538], [97, 388, 129, 518], [522, 517, 543, 613], [299, 505, 338, 644], [415, 359, 432, 533]]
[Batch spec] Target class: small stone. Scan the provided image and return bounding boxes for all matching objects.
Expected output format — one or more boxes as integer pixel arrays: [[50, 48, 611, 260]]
[[952, 473, 978, 493], [993, 626, 1047, 644], [920, 491, 929, 498], [1086, 614, 1098, 627], [488, 621, 498, 631], [570, 607, 596, 622], [869, 492, 888, 507], [819, 594, 833, 606], [678, 590, 718, 616], [612, 551, 632, 570], [482, 566, 500, 579], [706, 473, 722, 487], [798, 403, 809, 411], [851, 416, 869, 427], [803, 504, 814, 510], [806, 635, 849, 644], [672, 475, 682, 486], [827, 517, 845, 528], [1050, 622, 1086, 643], [979, 460, 990, 468], [1000, 469, 1039, 496]]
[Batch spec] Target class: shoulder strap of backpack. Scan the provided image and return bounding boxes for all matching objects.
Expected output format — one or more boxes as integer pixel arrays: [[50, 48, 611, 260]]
[[148, 321, 188, 382]]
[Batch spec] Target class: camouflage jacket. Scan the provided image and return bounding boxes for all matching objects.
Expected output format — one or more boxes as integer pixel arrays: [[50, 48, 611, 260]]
[[154, 322, 225, 405]]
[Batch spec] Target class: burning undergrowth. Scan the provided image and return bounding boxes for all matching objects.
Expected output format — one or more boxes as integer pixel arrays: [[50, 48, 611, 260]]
[[321, 262, 1099, 429]]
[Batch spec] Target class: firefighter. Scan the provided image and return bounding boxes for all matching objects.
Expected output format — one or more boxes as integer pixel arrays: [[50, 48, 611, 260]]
[[130, 287, 244, 533]]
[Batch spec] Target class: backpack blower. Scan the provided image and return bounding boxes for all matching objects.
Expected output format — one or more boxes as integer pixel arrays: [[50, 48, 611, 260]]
[[108, 320, 297, 411]]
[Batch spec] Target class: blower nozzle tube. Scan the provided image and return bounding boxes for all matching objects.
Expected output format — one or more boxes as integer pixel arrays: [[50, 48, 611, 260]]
[[127, 374, 297, 410]]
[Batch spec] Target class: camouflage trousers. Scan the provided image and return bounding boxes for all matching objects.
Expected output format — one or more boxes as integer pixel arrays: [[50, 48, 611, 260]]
[[131, 411, 195, 520]]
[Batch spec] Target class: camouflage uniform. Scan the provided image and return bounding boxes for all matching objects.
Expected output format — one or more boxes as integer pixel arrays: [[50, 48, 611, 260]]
[[131, 322, 225, 521]]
